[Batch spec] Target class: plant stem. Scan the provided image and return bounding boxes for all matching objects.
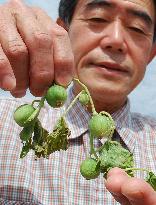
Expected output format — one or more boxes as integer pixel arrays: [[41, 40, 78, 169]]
[[90, 134, 98, 159], [95, 143, 107, 153], [32, 100, 41, 107], [74, 78, 97, 115], [26, 96, 46, 124], [62, 91, 83, 117], [39, 96, 46, 108], [125, 167, 151, 173], [35, 96, 46, 117], [95, 140, 116, 153]]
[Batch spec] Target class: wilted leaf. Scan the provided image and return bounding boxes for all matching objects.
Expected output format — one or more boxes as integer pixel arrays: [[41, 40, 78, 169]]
[[44, 117, 70, 157], [32, 120, 49, 158], [20, 141, 31, 158], [33, 120, 48, 145], [20, 125, 34, 141], [99, 141, 134, 177], [146, 171, 156, 191]]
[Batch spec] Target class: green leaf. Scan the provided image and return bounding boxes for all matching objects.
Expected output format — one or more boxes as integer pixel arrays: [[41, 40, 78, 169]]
[[146, 171, 156, 191], [20, 119, 49, 159], [20, 141, 31, 158], [33, 120, 48, 145], [45, 117, 70, 157], [32, 120, 49, 158], [20, 125, 34, 141], [99, 141, 134, 177]]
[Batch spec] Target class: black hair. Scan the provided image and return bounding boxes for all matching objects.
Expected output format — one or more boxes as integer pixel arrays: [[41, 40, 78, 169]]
[[58, 0, 156, 42], [58, 0, 78, 26]]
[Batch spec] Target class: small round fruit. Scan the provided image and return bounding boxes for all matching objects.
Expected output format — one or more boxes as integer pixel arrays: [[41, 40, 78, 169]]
[[79, 91, 90, 106], [89, 113, 114, 138], [80, 158, 100, 180], [14, 104, 35, 127], [45, 84, 67, 108]]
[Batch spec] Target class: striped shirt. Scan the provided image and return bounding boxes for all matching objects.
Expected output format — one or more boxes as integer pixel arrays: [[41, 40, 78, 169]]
[[0, 86, 156, 205]]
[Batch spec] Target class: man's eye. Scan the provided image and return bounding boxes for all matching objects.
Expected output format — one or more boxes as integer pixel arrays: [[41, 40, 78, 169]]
[[88, 18, 107, 23], [130, 27, 145, 34]]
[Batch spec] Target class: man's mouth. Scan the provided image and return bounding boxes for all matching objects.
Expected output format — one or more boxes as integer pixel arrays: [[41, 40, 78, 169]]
[[89, 62, 129, 74]]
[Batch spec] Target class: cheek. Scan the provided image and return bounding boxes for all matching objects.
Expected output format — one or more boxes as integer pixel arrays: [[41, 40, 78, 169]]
[[129, 39, 152, 80], [130, 37, 153, 64], [68, 23, 99, 67], [129, 51, 148, 91]]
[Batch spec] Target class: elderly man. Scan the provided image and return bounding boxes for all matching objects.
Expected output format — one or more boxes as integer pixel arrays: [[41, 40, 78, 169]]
[[0, 0, 156, 204]]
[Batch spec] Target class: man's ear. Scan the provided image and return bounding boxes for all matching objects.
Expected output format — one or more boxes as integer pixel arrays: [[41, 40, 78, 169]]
[[56, 18, 68, 31], [148, 43, 156, 63]]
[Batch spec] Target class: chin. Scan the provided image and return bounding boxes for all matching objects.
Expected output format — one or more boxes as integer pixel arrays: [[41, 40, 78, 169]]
[[90, 85, 125, 102]]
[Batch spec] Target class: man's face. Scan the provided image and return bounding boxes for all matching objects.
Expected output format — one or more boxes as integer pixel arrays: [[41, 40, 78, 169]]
[[68, 0, 155, 109]]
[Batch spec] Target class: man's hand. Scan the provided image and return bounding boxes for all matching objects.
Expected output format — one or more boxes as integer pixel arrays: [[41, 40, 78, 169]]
[[0, 0, 74, 97], [105, 168, 156, 205]]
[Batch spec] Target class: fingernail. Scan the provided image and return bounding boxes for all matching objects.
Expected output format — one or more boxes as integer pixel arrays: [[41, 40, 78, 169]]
[[56, 77, 73, 87], [2, 75, 16, 91], [11, 90, 26, 98]]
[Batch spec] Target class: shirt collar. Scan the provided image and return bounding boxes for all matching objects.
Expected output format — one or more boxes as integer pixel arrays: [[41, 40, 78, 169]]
[[65, 86, 136, 151], [112, 100, 136, 152], [112, 99, 132, 129]]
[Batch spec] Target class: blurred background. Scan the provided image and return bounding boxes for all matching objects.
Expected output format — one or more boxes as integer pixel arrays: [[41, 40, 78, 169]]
[[0, 0, 156, 118]]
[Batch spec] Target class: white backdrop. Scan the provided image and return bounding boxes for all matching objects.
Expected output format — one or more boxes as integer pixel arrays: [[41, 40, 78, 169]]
[[0, 0, 156, 118]]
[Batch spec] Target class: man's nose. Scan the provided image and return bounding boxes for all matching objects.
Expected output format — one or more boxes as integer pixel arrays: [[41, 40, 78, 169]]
[[100, 21, 127, 54]]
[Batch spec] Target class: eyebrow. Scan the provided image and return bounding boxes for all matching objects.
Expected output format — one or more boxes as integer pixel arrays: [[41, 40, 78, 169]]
[[127, 9, 153, 28], [85, 0, 153, 28], [86, 0, 112, 8]]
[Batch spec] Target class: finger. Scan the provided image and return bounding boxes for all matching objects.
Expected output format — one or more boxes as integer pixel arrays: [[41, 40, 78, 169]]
[[32, 7, 74, 87], [0, 5, 28, 96], [53, 25, 74, 87], [107, 167, 127, 178], [121, 177, 156, 205], [0, 44, 16, 91], [9, 1, 54, 96], [105, 168, 131, 204]]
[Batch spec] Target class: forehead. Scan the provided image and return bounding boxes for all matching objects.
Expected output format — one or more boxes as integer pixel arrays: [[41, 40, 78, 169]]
[[75, 0, 155, 19]]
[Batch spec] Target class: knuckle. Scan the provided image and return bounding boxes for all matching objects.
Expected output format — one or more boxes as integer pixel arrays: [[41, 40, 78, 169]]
[[55, 56, 74, 68], [52, 25, 68, 37], [31, 6, 45, 14], [0, 2, 9, 10], [31, 70, 53, 85], [7, 40, 28, 58], [8, 0, 18, 5], [32, 32, 52, 49], [0, 58, 9, 69], [8, 0, 23, 8]]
